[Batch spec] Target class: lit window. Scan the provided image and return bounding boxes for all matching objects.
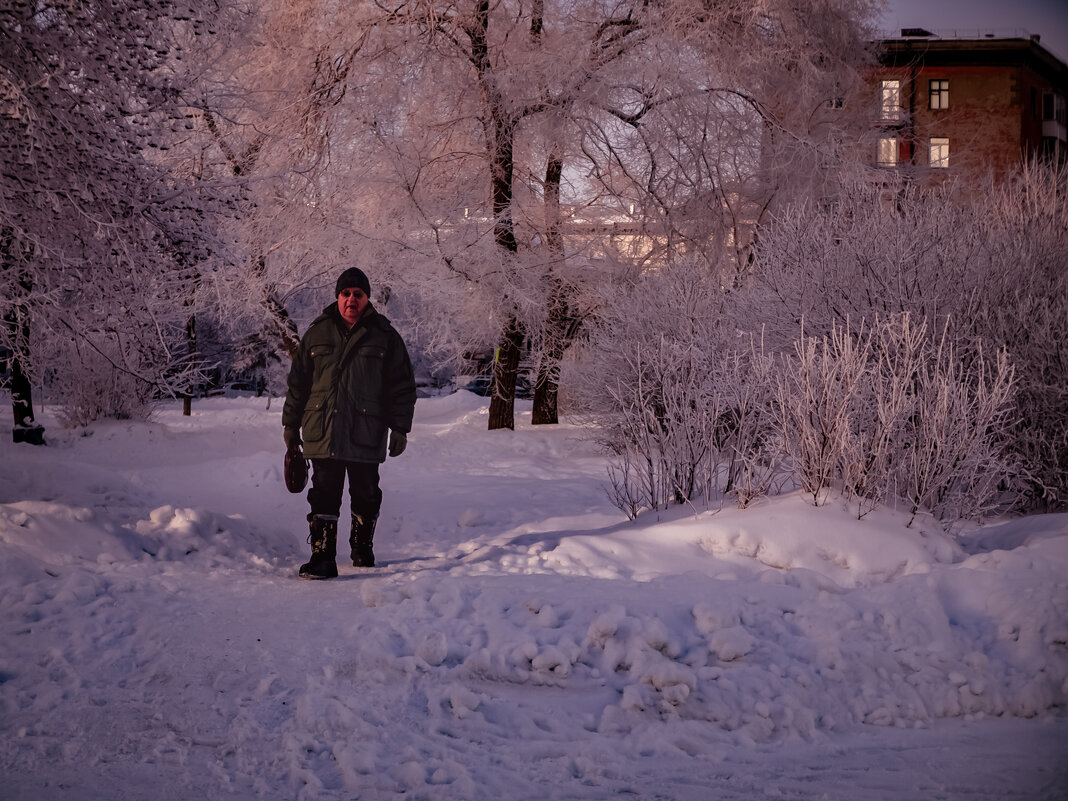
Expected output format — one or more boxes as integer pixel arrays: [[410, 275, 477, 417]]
[[878, 137, 898, 167], [929, 137, 949, 168], [881, 80, 902, 121], [930, 79, 949, 110]]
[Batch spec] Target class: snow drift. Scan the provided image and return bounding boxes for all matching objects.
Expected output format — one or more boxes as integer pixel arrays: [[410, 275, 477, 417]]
[[1, 394, 1066, 800]]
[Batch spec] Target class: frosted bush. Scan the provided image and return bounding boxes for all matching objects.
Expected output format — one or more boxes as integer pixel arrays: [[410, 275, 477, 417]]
[[572, 259, 1020, 526], [50, 344, 162, 428], [977, 164, 1068, 508], [776, 321, 871, 505], [566, 259, 784, 517], [775, 315, 1020, 524], [749, 166, 1068, 510]]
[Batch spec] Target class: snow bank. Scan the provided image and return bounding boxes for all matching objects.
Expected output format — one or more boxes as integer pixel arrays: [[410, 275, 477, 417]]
[[1, 394, 1066, 800]]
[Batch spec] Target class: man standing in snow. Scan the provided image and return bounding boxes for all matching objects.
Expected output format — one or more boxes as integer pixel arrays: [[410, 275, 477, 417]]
[[282, 267, 416, 579]]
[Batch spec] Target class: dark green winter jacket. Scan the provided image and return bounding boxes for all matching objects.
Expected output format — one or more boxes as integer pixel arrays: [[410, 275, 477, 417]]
[[282, 303, 416, 463]]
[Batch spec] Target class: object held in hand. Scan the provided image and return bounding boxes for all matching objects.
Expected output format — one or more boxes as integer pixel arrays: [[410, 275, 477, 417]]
[[284, 447, 309, 493]]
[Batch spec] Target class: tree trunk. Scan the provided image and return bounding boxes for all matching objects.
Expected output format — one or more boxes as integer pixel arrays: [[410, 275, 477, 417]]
[[182, 312, 196, 416], [532, 149, 577, 425], [531, 360, 560, 424], [470, 0, 525, 431], [533, 149, 564, 424], [488, 317, 524, 431], [531, 287, 567, 425], [9, 344, 44, 445], [249, 253, 300, 361], [533, 274, 586, 425], [264, 290, 301, 361], [5, 303, 44, 445], [2, 233, 44, 444]]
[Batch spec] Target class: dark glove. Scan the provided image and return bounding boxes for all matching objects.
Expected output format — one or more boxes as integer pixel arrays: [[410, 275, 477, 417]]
[[284, 427, 302, 452], [388, 430, 407, 458]]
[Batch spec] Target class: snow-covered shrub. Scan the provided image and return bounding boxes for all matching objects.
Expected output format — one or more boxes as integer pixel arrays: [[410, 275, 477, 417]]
[[575, 270, 1019, 525], [837, 314, 928, 517], [975, 165, 1068, 509], [749, 167, 1068, 511], [559, 171, 1057, 522], [776, 321, 871, 505], [567, 260, 724, 514], [37, 299, 206, 426], [897, 336, 1018, 523], [717, 338, 783, 508], [775, 314, 1019, 523], [566, 259, 783, 517], [743, 181, 989, 351], [50, 346, 159, 427]]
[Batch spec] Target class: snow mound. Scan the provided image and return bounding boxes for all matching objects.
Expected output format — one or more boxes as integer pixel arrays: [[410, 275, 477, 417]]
[[1, 394, 1066, 800]]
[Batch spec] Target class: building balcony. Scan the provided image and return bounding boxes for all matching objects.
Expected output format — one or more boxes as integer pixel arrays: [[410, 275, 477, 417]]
[[1043, 119, 1067, 141]]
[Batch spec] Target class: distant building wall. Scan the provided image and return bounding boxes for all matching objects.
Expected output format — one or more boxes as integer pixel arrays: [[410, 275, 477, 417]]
[[869, 32, 1068, 182]]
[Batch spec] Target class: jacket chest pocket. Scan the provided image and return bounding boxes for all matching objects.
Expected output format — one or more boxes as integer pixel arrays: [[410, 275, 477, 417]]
[[354, 345, 386, 385], [347, 345, 387, 414], [357, 345, 386, 363], [310, 344, 336, 383]]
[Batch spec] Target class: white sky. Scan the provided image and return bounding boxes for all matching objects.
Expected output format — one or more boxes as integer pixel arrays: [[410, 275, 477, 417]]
[[879, 0, 1068, 61]]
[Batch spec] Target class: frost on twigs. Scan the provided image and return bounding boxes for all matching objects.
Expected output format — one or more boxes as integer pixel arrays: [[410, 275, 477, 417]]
[[2, 0, 235, 424], [567, 258, 783, 518], [571, 167, 1066, 524], [751, 170, 1067, 512], [776, 315, 1018, 525]]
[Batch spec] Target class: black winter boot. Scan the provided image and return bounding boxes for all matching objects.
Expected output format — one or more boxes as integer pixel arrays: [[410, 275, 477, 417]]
[[349, 513, 377, 567], [299, 514, 338, 579]]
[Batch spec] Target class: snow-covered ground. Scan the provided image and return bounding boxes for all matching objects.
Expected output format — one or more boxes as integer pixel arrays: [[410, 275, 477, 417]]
[[1, 392, 1066, 800]]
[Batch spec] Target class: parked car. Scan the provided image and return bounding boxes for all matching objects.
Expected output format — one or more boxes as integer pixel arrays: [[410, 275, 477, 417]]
[[459, 375, 533, 399], [415, 375, 445, 399], [459, 376, 493, 396]]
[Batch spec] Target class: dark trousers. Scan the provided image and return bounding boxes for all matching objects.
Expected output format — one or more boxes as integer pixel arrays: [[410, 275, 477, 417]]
[[308, 459, 382, 520]]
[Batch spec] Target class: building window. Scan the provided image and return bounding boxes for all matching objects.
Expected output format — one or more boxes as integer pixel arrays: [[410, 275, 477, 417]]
[[881, 80, 902, 121], [1042, 92, 1066, 125], [878, 136, 898, 167], [929, 79, 949, 110], [929, 137, 949, 168]]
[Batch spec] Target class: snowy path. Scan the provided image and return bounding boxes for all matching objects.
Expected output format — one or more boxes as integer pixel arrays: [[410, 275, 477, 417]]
[[1, 394, 1066, 800]]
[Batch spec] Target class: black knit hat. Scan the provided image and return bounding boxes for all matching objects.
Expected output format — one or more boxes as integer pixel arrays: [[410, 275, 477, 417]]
[[335, 267, 371, 298]]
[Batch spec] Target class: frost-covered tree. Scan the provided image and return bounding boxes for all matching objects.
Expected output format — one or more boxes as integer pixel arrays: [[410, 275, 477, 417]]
[[242, 0, 878, 431], [177, 0, 352, 376], [574, 0, 879, 276], [1, 0, 230, 434]]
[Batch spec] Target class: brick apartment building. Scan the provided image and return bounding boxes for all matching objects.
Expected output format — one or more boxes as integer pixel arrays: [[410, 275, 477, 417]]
[[871, 29, 1068, 180]]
